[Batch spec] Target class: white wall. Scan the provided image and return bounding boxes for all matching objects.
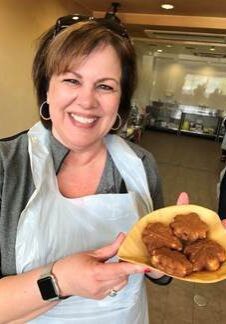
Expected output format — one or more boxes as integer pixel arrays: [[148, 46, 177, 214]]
[[0, 0, 90, 137], [133, 37, 226, 113], [133, 54, 154, 112], [138, 54, 226, 112]]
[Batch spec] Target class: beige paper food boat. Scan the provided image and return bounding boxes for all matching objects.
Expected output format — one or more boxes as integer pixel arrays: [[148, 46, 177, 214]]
[[117, 204, 226, 283]]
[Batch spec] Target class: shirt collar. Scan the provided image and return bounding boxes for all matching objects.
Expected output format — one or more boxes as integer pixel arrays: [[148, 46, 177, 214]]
[[49, 131, 146, 175], [49, 132, 69, 174]]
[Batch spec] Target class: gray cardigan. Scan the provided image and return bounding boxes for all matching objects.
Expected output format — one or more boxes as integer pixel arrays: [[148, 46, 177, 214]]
[[0, 129, 163, 277]]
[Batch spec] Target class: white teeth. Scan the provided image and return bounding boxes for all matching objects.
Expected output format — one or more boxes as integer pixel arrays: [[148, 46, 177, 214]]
[[70, 113, 97, 124]]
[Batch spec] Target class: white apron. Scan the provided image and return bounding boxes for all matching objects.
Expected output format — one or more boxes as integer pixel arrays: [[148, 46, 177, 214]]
[[15, 122, 153, 324]]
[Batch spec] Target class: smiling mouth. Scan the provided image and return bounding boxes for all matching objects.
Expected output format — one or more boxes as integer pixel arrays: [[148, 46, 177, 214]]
[[69, 113, 98, 125]]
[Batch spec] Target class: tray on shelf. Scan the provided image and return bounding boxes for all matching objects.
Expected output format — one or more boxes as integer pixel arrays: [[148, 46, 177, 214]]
[[146, 103, 223, 140]]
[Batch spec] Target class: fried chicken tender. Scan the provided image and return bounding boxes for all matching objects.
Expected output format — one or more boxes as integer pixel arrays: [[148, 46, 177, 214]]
[[184, 239, 226, 272], [151, 247, 193, 277], [170, 213, 209, 242], [142, 222, 182, 255]]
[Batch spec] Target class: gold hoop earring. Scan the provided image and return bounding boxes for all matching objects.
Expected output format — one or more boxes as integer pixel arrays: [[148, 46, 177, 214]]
[[39, 101, 51, 121], [112, 114, 122, 131]]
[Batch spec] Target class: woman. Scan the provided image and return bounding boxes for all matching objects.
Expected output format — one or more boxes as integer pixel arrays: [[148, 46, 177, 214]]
[[0, 15, 166, 323]]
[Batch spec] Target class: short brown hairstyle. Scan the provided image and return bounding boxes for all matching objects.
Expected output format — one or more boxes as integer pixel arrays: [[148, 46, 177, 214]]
[[32, 20, 137, 131]]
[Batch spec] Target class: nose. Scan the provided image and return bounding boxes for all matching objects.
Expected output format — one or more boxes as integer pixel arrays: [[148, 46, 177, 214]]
[[75, 86, 97, 110]]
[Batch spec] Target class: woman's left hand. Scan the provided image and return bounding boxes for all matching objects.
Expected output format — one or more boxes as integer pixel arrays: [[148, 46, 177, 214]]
[[177, 193, 226, 230], [222, 219, 226, 228]]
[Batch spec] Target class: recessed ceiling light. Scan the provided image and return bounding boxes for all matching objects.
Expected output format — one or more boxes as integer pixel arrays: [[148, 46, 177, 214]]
[[166, 45, 172, 48], [161, 4, 174, 10], [210, 47, 215, 51], [157, 49, 163, 53]]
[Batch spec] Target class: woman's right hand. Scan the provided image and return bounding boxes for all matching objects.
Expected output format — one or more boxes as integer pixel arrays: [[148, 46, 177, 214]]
[[0, 234, 147, 323], [54, 233, 147, 300]]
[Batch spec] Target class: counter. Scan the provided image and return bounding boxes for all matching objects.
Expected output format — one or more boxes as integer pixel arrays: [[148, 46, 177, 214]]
[[146, 102, 223, 140]]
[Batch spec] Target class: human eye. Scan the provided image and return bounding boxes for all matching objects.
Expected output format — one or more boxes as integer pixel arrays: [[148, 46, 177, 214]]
[[63, 78, 80, 85], [99, 84, 114, 91], [97, 84, 115, 91]]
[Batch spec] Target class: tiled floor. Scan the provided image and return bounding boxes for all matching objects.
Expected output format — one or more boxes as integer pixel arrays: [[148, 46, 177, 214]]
[[140, 130, 226, 324]]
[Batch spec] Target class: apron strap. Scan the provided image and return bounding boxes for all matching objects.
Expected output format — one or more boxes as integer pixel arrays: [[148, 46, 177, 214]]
[[105, 134, 153, 213]]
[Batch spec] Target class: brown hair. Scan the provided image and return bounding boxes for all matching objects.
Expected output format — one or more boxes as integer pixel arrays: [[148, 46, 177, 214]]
[[32, 20, 137, 131]]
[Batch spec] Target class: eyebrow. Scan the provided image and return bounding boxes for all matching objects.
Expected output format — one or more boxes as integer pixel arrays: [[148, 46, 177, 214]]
[[98, 77, 120, 85], [65, 71, 120, 85]]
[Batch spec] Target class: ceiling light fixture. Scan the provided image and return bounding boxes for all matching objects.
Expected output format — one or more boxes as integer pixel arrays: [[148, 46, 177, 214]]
[[161, 4, 174, 10], [157, 49, 163, 53], [210, 47, 215, 51]]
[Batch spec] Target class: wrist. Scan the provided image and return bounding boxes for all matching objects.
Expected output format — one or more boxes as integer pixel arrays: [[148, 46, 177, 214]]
[[51, 259, 71, 298], [37, 261, 70, 301]]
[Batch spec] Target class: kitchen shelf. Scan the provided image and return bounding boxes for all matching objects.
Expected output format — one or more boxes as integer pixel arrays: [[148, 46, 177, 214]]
[[180, 129, 216, 139], [146, 103, 223, 140], [148, 125, 179, 133]]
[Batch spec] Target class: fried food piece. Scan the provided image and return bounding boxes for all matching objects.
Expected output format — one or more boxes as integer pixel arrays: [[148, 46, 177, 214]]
[[142, 222, 182, 254], [150, 247, 193, 277], [170, 213, 209, 242], [184, 239, 226, 272]]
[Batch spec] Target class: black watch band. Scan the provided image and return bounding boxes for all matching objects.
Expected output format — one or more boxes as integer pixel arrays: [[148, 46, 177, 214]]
[[145, 274, 173, 285]]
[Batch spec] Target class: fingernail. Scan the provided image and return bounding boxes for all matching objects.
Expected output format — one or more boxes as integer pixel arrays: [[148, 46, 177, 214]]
[[116, 232, 126, 237], [144, 268, 151, 273]]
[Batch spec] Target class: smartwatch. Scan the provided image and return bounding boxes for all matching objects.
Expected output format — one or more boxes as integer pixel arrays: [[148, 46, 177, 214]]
[[37, 262, 68, 301]]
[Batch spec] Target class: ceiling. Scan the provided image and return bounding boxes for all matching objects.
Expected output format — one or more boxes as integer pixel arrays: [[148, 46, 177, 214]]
[[74, 0, 226, 58], [76, 0, 226, 18]]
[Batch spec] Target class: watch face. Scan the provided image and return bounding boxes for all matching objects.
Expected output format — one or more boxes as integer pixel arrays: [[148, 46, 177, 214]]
[[37, 276, 58, 300]]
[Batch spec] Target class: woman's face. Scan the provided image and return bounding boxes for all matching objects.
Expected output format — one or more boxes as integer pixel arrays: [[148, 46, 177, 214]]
[[47, 44, 122, 151]]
